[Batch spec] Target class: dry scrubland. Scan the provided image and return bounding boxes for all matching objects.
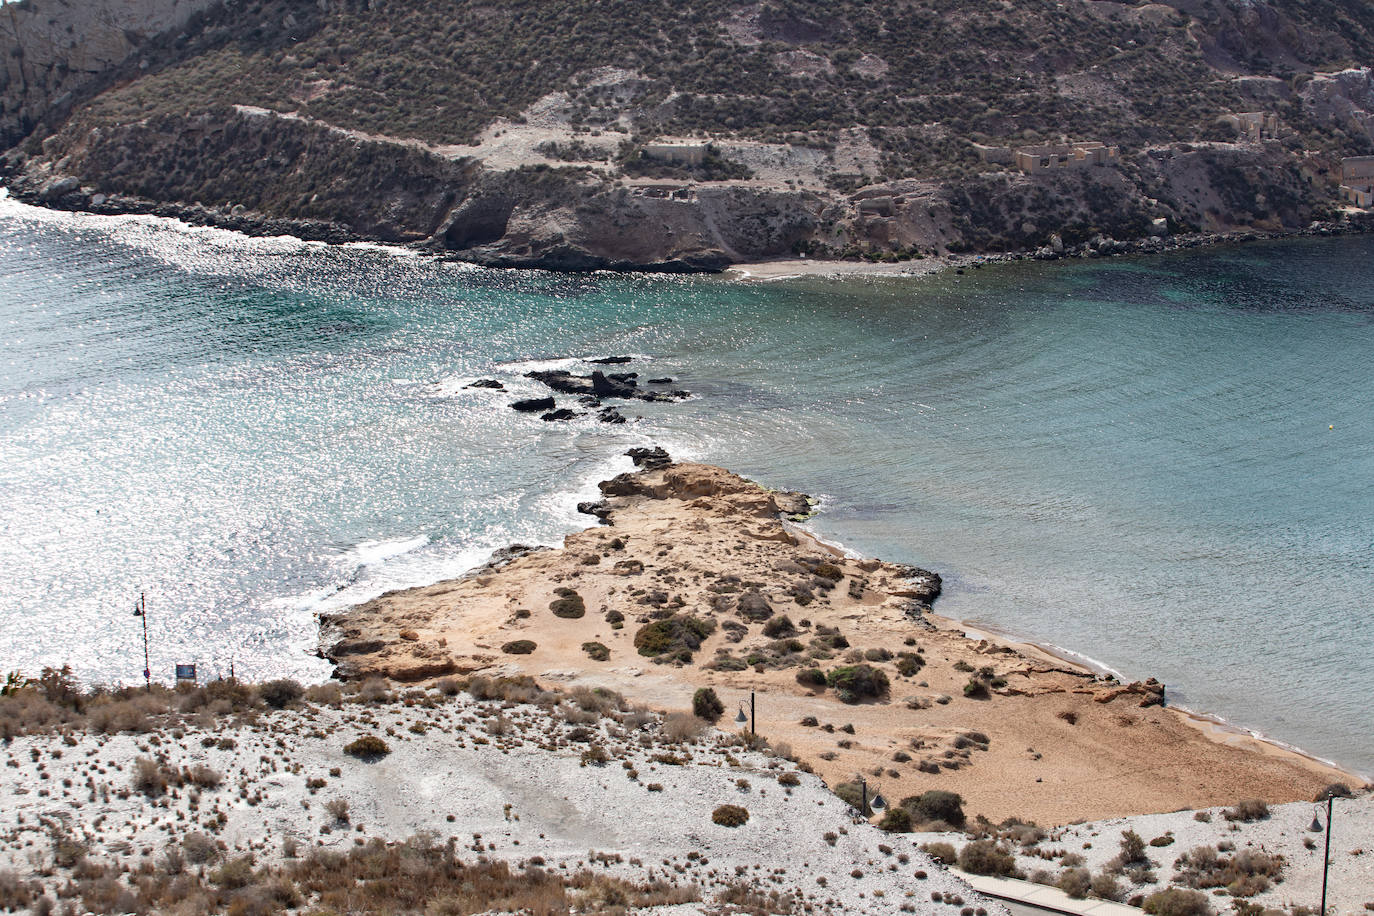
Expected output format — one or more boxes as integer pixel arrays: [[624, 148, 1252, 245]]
[[915, 791, 1374, 916], [0, 671, 997, 915], [2, 456, 1370, 915]]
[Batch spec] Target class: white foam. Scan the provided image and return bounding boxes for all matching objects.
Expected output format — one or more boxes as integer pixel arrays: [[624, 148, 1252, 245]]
[[341, 534, 429, 568]]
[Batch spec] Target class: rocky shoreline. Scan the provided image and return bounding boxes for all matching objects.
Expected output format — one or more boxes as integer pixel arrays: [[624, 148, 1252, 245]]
[[5, 180, 1373, 276], [315, 450, 1362, 827]]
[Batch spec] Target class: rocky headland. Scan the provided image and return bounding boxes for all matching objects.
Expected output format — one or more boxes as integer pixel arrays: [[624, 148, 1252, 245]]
[[318, 452, 1362, 828]]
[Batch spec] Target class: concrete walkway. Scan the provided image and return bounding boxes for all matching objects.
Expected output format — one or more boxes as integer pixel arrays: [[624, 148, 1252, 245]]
[[956, 871, 1143, 916]]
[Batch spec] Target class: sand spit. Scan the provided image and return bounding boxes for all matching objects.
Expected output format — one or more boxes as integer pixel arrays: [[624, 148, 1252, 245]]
[[320, 455, 1365, 828], [0, 680, 997, 915]]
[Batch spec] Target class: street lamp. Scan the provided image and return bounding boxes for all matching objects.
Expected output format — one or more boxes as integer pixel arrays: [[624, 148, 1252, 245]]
[[1310, 794, 1335, 916], [856, 775, 882, 818], [735, 691, 755, 735], [132, 592, 150, 691]]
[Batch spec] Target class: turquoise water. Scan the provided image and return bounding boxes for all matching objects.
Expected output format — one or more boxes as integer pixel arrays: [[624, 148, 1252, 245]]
[[2, 195, 1371, 776]]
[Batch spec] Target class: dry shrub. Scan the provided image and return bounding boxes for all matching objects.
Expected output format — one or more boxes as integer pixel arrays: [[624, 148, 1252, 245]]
[[290, 837, 568, 915], [660, 711, 708, 743], [711, 804, 749, 827], [0, 869, 40, 909], [188, 764, 222, 788], [301, 681, 341, 704], [921, 842, 958, 866], [1173, 845, 1284, 897], [959, 840, 1017, 877], [258, 679, 304, 709], [181, 832, 221, 865], [324, 798, 350, 824], [211, 855, 256, 890], [1223, 798, 1269, 822], [717, 881, 796, 913], [343, 735, 391, 760], [1090, 871, 1123, 901], [570, 873, 699, 909], [1143, 888, 1213, 916], [568, 685, 624, 716], [1056, 867, 1092, 898], [467, 675, 547, 704], [358, 677, 392, 704], [621, 704, 656, 730], [133, 756, 170, 796]]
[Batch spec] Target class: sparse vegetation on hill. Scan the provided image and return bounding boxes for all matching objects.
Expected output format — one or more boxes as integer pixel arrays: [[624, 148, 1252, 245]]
[[7, 0, 1374, 266]]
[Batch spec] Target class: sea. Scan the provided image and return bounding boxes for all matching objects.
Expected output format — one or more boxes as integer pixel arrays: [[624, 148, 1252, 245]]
[[1, 193, 1371, 778]]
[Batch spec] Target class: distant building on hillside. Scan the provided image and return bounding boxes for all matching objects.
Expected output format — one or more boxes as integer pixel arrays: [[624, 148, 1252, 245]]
[[856, 196, 896, 217], [1339, 155, 1374, 208], [643, 140, 709, 167], [971, 142, 1014, 164], [1220, 112, 1280, 141], [971, 140, 1119, 173], [1013, 141, 1119, 174]]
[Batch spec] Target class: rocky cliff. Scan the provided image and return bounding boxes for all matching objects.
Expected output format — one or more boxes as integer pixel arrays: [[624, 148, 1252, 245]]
[[3, 0, 1374, 270], [0, 0, 225, 151]]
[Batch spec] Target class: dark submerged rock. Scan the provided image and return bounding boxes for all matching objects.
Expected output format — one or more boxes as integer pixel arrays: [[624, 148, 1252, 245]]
[[591, 370, 637, 398], [511, 396, 556, 412]]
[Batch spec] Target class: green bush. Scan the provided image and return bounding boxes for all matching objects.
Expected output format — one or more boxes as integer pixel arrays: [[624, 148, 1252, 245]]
[[812, 563, 844, 581], [633, 615, 715, 661], [895, 652, 923, 677], [825, 664, 889, 703], [761, 615, 796, 638], [692, 687, 725, 722], [711, 804, 749, 827], [581, 641, 610, 661], [831, 781, 865, 810], [501, 640, 537, 655], [549, 588, 586, 619], [795, 667, 827, 689], [877, 806, 912, 832], [258, 678, 304, 709], [901, 790, 965, 828], [343, 735, 391, 760]]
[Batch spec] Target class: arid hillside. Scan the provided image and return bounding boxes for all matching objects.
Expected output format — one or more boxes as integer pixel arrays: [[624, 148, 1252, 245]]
[[4, 0, 1374, 268]]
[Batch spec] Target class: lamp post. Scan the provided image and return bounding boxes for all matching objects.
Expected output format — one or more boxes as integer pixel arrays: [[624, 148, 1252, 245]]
[[734, 690, 755, 736], [132, 592, 150, 691], [856, 775, 885, 818], [1309, 794, 1335, 916]]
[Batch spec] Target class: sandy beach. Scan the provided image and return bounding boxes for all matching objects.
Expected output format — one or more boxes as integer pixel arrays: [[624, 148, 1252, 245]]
[[321, 455, 1366, 828], [722, 256, 963, 282]]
